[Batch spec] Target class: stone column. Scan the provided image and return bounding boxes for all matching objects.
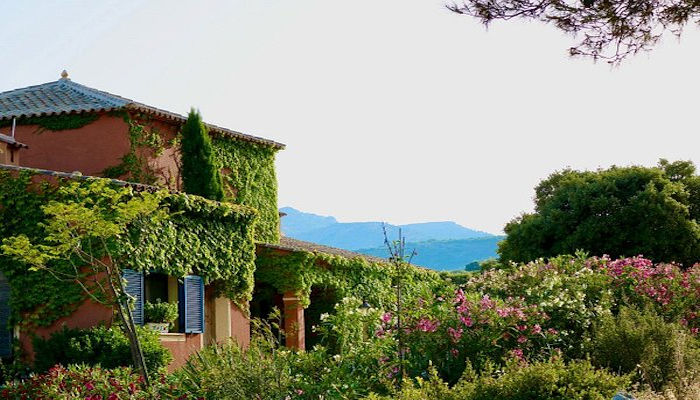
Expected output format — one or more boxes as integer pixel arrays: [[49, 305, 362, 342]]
[[282, 291, 305, 350]]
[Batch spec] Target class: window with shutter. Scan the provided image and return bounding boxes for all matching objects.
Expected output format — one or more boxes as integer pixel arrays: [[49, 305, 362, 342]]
[[0, 272, 11, 358], [179, 275, 204, 333], [122, 269, 144, 326]]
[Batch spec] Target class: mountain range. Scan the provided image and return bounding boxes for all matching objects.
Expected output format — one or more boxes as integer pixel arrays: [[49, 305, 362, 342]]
[[279, 207, 504, 271]]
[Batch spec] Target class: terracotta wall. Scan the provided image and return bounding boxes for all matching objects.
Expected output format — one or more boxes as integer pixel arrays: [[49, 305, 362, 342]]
[[14, 113, 130, 176], [12, 112, 183, 190], [231, 303, 250, 348], [160, 333, 203, 371], [19, 299, 113, 363]]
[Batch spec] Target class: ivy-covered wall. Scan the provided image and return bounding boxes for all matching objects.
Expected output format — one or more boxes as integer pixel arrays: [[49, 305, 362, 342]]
[[6, 110, 282, 244], [0, 169, 258, 327], [211, 137, 280, 244]]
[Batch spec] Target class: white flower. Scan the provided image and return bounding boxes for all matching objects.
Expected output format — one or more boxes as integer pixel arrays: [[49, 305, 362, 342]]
[[320, 313, 329, 321]]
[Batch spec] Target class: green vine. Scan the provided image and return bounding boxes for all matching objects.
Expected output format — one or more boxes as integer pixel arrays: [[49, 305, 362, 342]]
[[0, 170, 258, 327], [0, 114, 99, 132], [212, 137, 280, 243], [101, 112, 165, 185], [124, 193, 258, 308]]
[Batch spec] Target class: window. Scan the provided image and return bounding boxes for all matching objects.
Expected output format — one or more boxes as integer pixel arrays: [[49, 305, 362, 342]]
[[144, 273, 169, 304], [122, 270, 205, 334]]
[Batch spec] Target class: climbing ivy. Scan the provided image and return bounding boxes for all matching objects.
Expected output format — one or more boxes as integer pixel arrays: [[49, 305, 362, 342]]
[[0, 169, 258, 327], [0, 170, 84, 327], [254, 248, 442, 308], [101, 111, 165, 185], [0, 114, 99, 132], [211, 137, 280, 243], [124, 193, 258, 308]]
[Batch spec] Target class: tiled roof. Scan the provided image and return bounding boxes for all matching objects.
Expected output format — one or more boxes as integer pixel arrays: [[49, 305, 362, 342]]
[[259, 236, 388, 264], [0, 75, 285, 149]]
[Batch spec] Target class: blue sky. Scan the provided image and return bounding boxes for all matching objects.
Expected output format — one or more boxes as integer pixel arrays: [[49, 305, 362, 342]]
[[2, 1, 699, 233]]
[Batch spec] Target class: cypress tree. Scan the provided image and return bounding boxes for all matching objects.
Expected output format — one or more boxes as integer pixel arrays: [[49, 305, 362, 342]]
[[180, 109, 224, 200]]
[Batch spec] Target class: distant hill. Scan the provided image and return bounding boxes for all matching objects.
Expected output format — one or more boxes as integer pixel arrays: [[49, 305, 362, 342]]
[[355, 237, 505, 271], [280, 207, 493, 250], [279, 207, 502, 270]]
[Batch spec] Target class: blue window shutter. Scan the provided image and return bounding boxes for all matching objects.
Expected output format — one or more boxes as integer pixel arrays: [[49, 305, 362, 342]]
[[181, 276, 204, 334], [0, 273, 12, 358], [122, 269, 144, 326]]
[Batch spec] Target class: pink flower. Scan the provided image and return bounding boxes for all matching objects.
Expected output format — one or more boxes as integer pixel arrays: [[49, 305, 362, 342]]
[[454, 288, 466, 304], [416, 318, 439, 332], [547, 328, 558, 335], [450, 348, 459, 357], [460, 315, 473, 327], [531, 324, 542, 334], [517, 325, 527, 331], [381, 313, 392, 324], [480, 295, 495, 310], [510, 348, 525, 362], [517, 335, 528, 344], [448, 327, 463, 343]]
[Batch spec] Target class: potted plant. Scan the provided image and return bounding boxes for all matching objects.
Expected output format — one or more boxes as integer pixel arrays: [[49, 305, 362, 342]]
[[144, 299, 178, 333]]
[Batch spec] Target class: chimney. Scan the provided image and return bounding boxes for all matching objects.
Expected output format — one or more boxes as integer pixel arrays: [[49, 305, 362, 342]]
[[278, 211, 287, 238]]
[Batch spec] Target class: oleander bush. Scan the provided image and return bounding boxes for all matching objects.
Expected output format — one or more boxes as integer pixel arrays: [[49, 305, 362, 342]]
[[32, 325, 172, 374]]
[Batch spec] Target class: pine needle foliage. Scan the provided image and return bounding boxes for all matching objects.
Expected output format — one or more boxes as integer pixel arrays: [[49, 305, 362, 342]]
[[181, 109, 224, 201]]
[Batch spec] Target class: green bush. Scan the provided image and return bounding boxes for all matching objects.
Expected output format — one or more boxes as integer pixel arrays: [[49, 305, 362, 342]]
[[589, 307, 700, 392], [32, 325, 172, 373], [144, 299, 179, 324], [367, 358, 630, 400], [175, 319, 296, 400]]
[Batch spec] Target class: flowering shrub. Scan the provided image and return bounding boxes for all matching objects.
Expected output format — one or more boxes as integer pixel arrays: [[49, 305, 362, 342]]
[[597, 256, 700, 333], [0, 364, 190, 399], [382, 287, 559, 383], [463, 254, 615, 356], [369, 254, 699, 386]]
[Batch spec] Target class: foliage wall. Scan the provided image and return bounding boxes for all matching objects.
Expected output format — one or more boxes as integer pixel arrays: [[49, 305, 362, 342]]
[[0, 170, 258, 327], [211, 137, 280, 243], [254, 248, 443, 309]]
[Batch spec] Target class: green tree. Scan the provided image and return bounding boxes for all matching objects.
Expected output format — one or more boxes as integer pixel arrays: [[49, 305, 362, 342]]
[[1, 180, 169, 385], [181, 109, 224, 201], [498, 160, 700, 266], [448, 0, 700, 64]]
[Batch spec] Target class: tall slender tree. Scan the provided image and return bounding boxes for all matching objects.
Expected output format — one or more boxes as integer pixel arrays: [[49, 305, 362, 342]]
[[181, 109, 224, 201]]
